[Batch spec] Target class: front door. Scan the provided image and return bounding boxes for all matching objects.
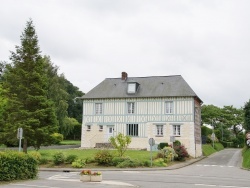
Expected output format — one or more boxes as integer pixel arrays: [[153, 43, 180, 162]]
[[107, 125, 114, 141]]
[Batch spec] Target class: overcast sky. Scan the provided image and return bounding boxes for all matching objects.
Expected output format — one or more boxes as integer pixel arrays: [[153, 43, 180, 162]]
[[1, 0, 250, 108]]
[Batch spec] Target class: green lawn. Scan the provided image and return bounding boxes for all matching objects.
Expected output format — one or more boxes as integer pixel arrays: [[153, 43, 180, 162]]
[[242, 147, 250, 169], [59, 140, 81, 145], [202, 144, 217, 156]]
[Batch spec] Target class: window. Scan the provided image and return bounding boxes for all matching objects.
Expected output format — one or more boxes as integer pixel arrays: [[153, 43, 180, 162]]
[[165, 101, 174, 114], [99, 125, 103, 131], [156, 125, 163, 136], [173, 125, 181, 136], [126, 124, 138, 136], [127, 83, 136, 93], [87, 125, 91, 131], [127, 102, 135, 114], [95, 103, 102, 114]]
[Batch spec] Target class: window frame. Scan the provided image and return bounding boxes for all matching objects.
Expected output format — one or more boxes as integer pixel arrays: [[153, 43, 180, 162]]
[[127, 102, 135, 114], [87, 125, 91, 131], [165, 101, 174, 114], [173, 124, 181, 136], [156, 125, 164, 137], [95, 103, 103, 114], [127, 83, 136, 94]]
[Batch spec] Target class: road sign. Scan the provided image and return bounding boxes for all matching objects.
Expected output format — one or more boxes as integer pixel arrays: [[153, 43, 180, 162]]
[[17, 128, 23, 139], [246, 132, 250, 140], [211, 133, 215, 141], [170, 136, 175, 142], [148, 138, 155, 146]]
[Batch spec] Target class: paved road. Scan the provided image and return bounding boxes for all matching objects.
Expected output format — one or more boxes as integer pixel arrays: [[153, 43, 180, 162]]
[[1, 149, 249, 188]]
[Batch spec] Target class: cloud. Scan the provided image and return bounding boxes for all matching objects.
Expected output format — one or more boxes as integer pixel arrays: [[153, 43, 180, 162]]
[[0, 0, 250, 108]]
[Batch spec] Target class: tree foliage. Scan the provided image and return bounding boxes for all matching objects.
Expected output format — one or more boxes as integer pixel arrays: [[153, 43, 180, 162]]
[[201, 104, 244, 141], [244, 99, 250, 132], [0, 19, 58, 151], [109, 133, 131, 157]]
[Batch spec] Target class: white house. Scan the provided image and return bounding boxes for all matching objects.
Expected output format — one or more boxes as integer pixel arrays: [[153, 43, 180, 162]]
[[80, 72, 203, 158]]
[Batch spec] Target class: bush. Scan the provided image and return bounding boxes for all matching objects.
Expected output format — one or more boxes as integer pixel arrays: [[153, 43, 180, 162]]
[[157, 142, 168, 150], [116, 158, 142, 168], [112, 156, 130, 166], [173, 145, 189, 161], [71, 159, 86, 168], [201, 126, 213, 136], [66, 154, 78, 164], [53, 151, 65, 165], [51, 133, 64, 144], [0, 151, 38, 181], [173, 140, 181, 146], [39, 158, 49, 165], [29, 151, 41, 161], [153, 158, 167, 167], [94, 150, 113, 166], [85, 157, 95, 164]]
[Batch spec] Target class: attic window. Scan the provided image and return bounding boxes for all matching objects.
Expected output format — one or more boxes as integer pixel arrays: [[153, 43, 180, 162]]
[[128, 83, 136, 93], [127, 82, 139, 94]]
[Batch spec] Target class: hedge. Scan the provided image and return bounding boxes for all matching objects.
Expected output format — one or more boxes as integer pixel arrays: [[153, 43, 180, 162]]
[[0, 151, 38, 181]]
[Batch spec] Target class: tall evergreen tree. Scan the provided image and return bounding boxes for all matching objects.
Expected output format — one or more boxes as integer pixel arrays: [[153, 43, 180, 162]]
[[244, 100, 250, 132], [1, 19, 58, 152]]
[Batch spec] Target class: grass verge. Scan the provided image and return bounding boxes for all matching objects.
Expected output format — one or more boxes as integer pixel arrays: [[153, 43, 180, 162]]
[[242, 147, 250, 169]]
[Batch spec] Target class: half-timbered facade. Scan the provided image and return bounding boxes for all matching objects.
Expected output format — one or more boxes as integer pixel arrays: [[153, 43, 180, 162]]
[[80, 72, 202, 157]]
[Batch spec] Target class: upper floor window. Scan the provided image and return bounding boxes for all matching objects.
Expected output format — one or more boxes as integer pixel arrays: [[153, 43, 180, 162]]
[[165, 101, 174, 114], [173, 125, 181, 136], [156, 125, 163, 136], [95, 103, 103, 114], [127, 102, 135, 114]]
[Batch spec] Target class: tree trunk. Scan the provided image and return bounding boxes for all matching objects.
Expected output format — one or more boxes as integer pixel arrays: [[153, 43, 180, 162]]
[[23, 138, 28, 153]]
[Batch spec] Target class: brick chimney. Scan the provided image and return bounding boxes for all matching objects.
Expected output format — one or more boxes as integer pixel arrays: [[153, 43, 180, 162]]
[[121, 72, 128, 80]]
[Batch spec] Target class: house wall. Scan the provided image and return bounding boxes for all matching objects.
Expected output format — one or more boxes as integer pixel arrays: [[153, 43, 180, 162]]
[[81, 97, 202, 157]]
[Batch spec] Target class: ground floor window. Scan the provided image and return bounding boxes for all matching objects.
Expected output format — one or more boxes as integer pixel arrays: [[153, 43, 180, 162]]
[[126, 124, 138, 136], [156, 125, 163, 136], [173, 125, 181, 136]]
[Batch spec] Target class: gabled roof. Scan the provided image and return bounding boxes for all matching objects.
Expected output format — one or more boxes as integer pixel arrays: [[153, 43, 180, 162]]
[[82, 75, 202, 102]]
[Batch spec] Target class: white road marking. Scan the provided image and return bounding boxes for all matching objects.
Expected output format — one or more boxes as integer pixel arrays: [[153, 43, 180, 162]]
[[10, 184, 59, 188], [195, 184, 250, 188], [47, 172, 136, 187], [196, 164, 235, 168]]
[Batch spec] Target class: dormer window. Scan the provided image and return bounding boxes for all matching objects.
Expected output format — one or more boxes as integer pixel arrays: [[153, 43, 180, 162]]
[[127, 82, 139, 94]]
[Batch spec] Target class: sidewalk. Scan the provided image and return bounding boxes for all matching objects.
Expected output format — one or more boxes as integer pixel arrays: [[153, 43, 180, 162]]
[[39, 156, 206, 172]]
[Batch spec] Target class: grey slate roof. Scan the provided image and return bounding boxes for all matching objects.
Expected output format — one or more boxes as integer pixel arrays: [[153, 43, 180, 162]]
[[82, 75, 201, 101]]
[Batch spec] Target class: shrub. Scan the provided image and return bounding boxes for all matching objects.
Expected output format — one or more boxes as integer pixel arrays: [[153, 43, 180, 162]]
[[85, 157, 95, 164], [71, 159, 86, 168], [51, 133, 64, 144], [39, 158, 49, 165], [173, 140, 181, 146], [53, 151, 65, 165], [0, 151, 38, 181], [112, 156, 130, 166], [94, 150, 113, 166], [116, 158, 142, 168], [109, 133, 131, 157], [66, 154, 78, 164], [158, 142, 168, 150], [29, 151, 41, 161], [173, 145, 189, 161], [153, 158, 167, 167]]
